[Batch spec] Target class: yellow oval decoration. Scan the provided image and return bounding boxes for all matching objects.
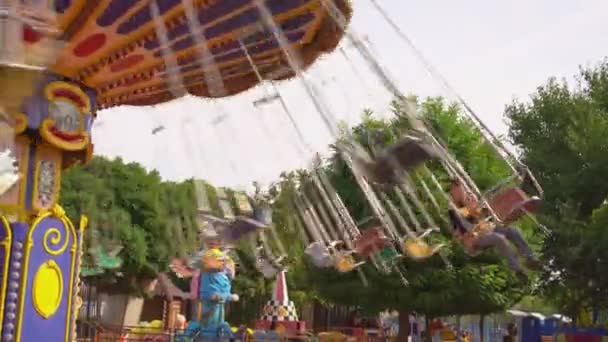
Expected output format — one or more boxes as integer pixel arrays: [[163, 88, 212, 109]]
[[33, 260, 63, 319]]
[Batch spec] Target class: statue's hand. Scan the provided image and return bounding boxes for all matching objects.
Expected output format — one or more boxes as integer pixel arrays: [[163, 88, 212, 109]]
[[169, 258, 194, 278], [229, 294, 239, 302]]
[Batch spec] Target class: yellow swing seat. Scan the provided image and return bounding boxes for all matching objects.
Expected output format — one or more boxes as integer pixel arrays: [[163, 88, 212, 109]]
[[402, 238, 444, 260], [335, 254, 365, 273]]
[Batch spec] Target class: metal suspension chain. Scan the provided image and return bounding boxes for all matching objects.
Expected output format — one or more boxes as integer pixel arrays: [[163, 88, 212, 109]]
[[237, 36, 313, 155], [183, 0, 227, 97], [150, 1, 186, 97], [367, 0, 522, 174]]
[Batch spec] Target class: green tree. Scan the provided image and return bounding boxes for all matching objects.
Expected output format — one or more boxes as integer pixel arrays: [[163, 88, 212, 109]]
[[227, 248, 273, 324], [505, 59, 608, 317], [65, 158, 275, 321], [61, 156, 200, 294]]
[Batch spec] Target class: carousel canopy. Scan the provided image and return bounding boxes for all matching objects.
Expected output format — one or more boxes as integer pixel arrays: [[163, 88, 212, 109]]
[[48, 0, 352, 109]]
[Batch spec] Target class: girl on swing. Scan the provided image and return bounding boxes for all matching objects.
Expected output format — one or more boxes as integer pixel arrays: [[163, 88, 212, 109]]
[[447, 177, 540, 281]]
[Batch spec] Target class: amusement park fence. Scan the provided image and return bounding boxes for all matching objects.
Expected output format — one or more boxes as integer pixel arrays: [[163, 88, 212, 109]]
[[80, 326, 392, 342], [75, 283, 386, 341], [76, 284, 605, 342]]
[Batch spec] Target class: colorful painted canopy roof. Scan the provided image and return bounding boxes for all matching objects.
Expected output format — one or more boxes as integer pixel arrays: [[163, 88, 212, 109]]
[[49, 0, 352, 109]]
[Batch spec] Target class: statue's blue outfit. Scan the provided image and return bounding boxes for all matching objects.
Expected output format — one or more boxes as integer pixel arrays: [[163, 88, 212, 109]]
[[184, 248, 235, 341]]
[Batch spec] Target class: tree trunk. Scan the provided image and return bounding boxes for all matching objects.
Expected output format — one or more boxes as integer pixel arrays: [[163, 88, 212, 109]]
[[398, 309, 411, 342], [479, 315, 485, 342], [456, 316, 462, 342], [424, 316, 433, 342]]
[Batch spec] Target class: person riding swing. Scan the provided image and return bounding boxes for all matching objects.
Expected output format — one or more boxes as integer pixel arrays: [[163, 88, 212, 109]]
[[254, 237, 289, 278], [447, 177, 541, 282], [347, 131, 443, 186]]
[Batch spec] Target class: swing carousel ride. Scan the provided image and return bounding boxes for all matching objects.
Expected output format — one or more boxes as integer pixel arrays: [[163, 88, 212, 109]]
[[0, 0, 546, 341]]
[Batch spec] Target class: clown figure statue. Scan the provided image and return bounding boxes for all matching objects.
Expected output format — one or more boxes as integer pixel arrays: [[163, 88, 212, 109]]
[[199, 237, 239, 303], [181, 227, 239, 341]]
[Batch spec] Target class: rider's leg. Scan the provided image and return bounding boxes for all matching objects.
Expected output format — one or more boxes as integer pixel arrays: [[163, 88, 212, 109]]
[[472, 233, 527, 280], [493, 226, 540, 268]]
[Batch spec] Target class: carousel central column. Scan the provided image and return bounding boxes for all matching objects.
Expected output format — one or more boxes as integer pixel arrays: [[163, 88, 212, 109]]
[[0, 71, 94, 342], [0, 7, 93, 340], [0, 75, 94, 342], [0, 0, 95, 342]]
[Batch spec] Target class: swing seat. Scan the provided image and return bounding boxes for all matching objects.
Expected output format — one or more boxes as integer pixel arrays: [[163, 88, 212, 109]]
[[487, 187, 541, 224], [334, 254, 364, 273], [256, 254, 287, 278], [305, 242, 344, 269], [218, 199, 235, 220], [354, 227, 392, 257], [234, 192, 254, 216], [376, 247, 404, 268], [151, 125, 165, 134], [204, 215, 267, 243], [402, 238, 444, 260], [328, 240, 345, 249], [252, 93, 280, 107], [257, 260, 280, 279], [273, 255, 288, 267], [373, 135, 442, 184], [253, 205, 273, 225], [215, 188, 235, 219]]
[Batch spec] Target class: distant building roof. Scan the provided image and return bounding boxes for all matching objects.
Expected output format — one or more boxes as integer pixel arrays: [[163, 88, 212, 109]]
[[150, 273, 190, 301], [507, 310, 571, 322]]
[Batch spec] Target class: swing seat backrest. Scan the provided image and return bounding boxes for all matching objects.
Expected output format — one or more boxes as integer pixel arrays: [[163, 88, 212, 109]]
[[253, 205, 273, 225], [224, 217, 267, 242], [487, 187, 541, 224], [389, 135, 442, 168], [378, 246, 401, 262], [402, 239, 443, 260], [334, 254, 357, 273], [374, 136, 441, 184], [216, 188, 235, 219], [354, 228, 391, 257], [234, 192, 254, 216], [218, 199, 235, 220]]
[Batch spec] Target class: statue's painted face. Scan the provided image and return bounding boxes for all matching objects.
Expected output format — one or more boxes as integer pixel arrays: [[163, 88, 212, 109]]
[[201, 249, 224, 271], [206, 239, 221, 249]]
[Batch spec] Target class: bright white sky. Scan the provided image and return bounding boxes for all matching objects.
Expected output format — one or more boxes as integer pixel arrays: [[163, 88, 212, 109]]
[[93, 0, 608, 190]]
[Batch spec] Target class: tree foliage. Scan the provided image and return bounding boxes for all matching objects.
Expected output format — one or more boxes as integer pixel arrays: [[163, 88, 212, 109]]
[[62, 157, 170, 293], [505, 59, 608, 316], [62, 156, 273, 316]]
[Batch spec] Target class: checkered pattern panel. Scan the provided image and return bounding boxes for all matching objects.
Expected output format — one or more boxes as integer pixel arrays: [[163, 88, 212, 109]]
[[261, 300, 299, 321]]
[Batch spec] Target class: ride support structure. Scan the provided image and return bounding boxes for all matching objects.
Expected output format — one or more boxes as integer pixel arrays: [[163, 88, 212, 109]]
[[0, 58, 93, 342], [0, 3, 96, 341]]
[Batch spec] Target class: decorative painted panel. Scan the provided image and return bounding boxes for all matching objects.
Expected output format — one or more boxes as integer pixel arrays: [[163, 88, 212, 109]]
[[31, 145, 62, 211], [40, 81, 92, 152], [15, 209, 78, 342]]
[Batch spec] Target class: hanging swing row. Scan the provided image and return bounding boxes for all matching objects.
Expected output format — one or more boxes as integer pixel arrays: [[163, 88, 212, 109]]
[[157, 0, 547, 287]]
